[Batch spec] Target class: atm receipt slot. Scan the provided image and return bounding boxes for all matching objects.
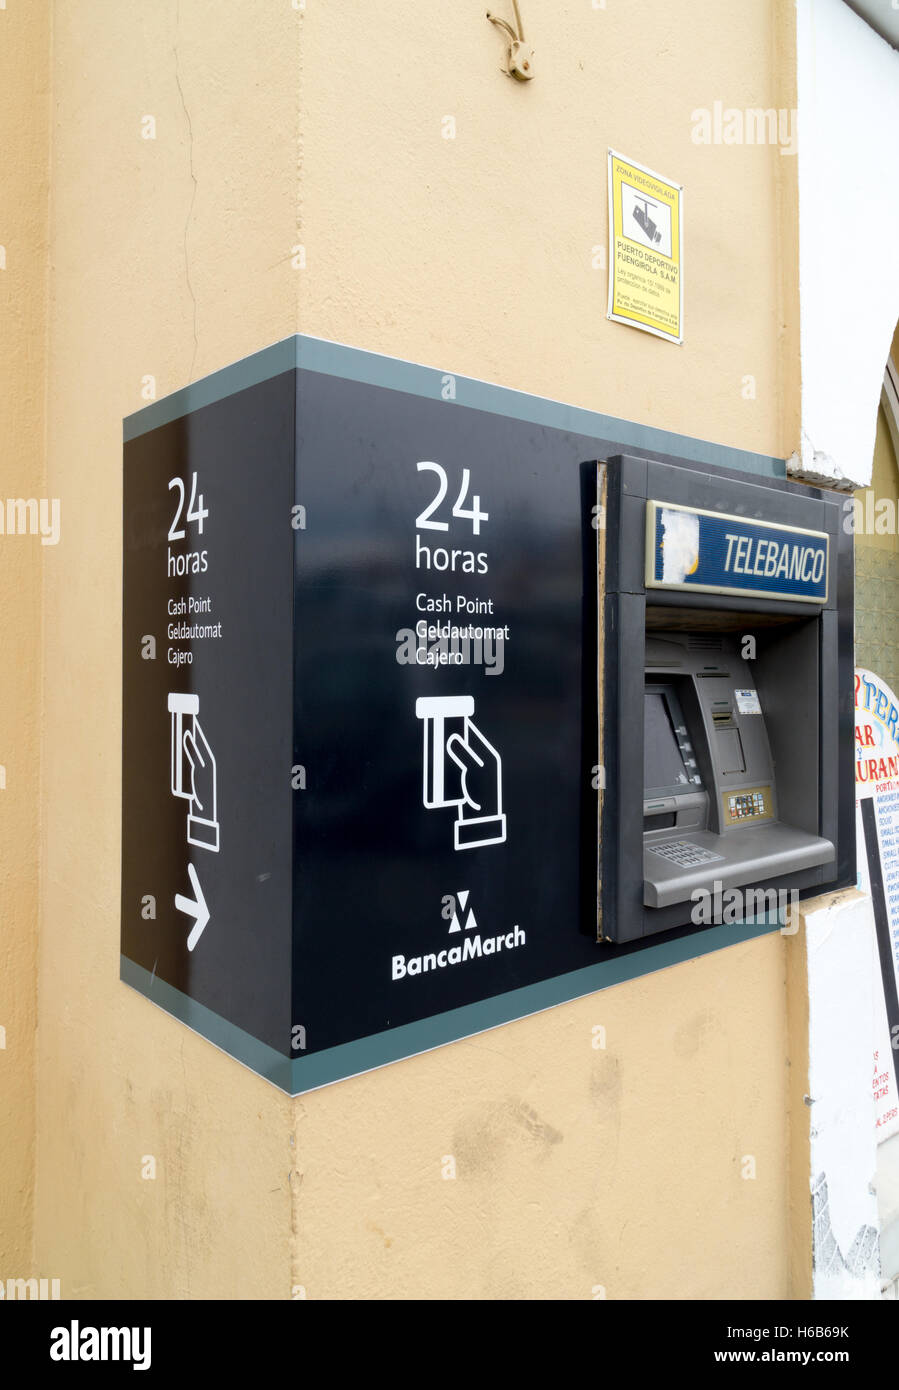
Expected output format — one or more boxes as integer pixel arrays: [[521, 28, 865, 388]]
[[642, 633, 834, 909]]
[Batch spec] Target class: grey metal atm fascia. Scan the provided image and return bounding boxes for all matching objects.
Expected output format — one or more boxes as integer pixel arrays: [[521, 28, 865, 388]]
[[600, 454, 855, 944]]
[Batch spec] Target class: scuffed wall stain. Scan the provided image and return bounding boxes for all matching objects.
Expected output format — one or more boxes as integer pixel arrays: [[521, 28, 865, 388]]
[[589, 1049, 622, 1105], [673, 1009, 720, 1058], [451, 1097, 562, 1179], [365, 1221, 394, 1250]]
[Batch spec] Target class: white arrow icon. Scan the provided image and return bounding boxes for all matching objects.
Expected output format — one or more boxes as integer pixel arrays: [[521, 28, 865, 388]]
[[175, 862, 210, 952]]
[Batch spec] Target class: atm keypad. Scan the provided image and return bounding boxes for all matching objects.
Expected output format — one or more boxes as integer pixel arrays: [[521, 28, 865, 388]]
[[647, 840, 725, 868]]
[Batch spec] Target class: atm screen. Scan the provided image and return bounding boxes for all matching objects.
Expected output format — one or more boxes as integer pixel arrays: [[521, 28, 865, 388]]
[[644, 689, 690, 793]]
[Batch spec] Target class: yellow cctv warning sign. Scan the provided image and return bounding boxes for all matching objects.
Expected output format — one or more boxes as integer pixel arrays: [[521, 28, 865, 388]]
[[607, 150, 683, 344]]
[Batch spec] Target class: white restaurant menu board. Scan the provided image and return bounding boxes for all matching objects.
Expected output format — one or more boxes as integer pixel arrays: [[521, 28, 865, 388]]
[[856, 668, 899, 1141]]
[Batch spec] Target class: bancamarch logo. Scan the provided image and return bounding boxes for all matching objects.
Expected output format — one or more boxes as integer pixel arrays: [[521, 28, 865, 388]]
[[391, 889, 525, 981]]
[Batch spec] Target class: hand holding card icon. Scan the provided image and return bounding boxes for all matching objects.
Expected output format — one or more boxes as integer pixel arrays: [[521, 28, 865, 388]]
[[168, 692, 220, 852], [415, 695, 507, 851]]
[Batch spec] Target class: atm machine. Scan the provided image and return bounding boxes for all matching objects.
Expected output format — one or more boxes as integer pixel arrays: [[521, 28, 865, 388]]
[[599, 455, 854, 943]]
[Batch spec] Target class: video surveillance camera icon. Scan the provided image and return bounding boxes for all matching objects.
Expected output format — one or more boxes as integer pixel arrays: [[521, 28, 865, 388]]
[[415, 695, 507, 851], [633, 195, 663, 245]]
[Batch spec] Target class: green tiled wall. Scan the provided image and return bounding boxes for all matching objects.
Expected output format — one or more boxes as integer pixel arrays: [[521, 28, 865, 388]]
[[855, 401, 899, 695], [856, 543, 899, 696]]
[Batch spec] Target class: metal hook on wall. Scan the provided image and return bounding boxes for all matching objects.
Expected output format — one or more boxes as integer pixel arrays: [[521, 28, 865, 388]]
[[486, 2, 535, 81]]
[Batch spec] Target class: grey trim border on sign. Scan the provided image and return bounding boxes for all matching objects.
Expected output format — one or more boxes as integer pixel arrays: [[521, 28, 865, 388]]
[[123, 909, 783, 1097], [122, 333, 790, 1096], [123, 333, 786, 481]]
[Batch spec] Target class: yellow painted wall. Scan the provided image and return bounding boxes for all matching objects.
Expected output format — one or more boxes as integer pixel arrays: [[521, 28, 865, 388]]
[[0, 1, 50, 1275], [32, 0, 300, 1300], [24, 0, 809, 1298], [298, 0, 800, 460], [294, 937, 801, 1300]]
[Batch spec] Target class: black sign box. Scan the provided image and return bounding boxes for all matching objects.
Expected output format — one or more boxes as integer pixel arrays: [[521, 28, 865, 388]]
[[122, 336, 790, 1093]]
